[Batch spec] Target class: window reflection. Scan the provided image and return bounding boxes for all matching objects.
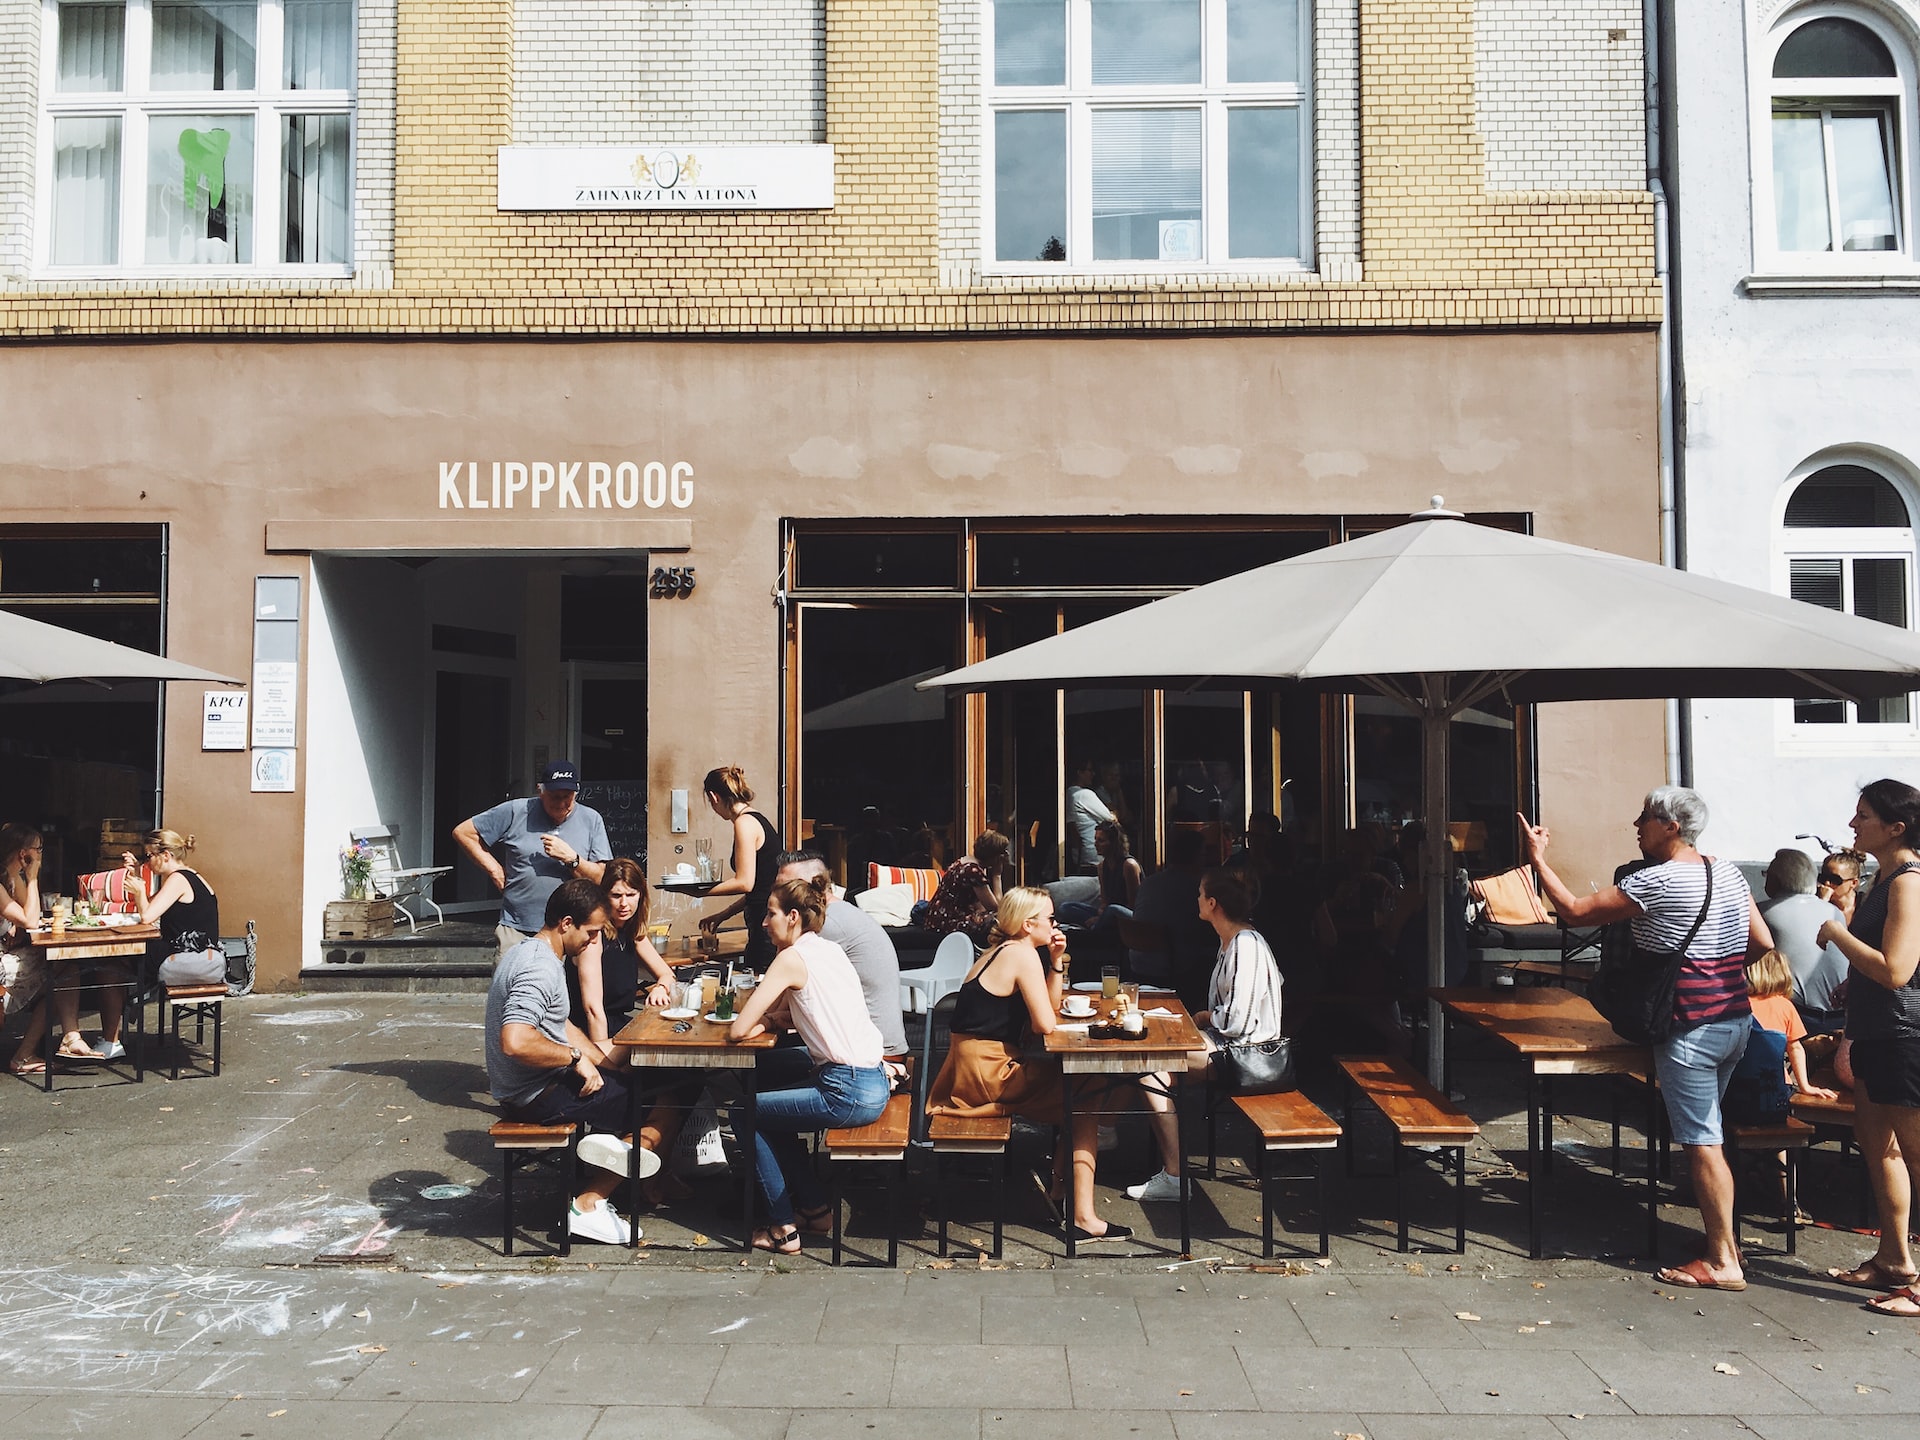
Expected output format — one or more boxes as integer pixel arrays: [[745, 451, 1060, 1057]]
[[799, 604, 960, 891]]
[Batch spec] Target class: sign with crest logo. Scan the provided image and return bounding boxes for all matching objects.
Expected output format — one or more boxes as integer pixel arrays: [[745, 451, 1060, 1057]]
[[498, 145, 834, 211]]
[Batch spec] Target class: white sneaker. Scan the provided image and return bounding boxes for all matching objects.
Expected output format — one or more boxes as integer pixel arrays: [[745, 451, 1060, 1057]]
[[577, 1133, 662, 1179], [1125, 1170, 1184, 1203], [567, 1201, 634, 1245], [1097, 1125, 1119, 1151], [95, 1039, 126, 1062]]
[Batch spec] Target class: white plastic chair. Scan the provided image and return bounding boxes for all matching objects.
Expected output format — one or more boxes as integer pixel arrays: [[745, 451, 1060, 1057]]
[[900, 931, 976, 1017]]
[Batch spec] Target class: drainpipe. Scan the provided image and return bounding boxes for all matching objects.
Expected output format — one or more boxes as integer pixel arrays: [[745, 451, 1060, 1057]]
[[1646, 0, 1685, 786]]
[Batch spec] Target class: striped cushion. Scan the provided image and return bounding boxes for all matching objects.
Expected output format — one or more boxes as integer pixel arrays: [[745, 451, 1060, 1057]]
[[868, 863, 943, 901], [79, 865, 152, 915], [1471, 866, 1553, 926]]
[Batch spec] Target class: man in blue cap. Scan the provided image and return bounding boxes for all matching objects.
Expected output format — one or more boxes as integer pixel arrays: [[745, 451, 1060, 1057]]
[[454, 760, 612, 953]]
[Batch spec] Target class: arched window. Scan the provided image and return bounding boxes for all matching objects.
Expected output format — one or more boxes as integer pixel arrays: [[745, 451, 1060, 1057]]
[[1766, 9, 1912, 264], [1782, 463, 1916, 724]]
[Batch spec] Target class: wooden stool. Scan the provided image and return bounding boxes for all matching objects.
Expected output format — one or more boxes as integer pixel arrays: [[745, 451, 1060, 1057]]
[[824, 1088, 915, 1267], [1338, 1055, 1479, 1253], [1731, 1117, 1815, 1255], [164, 983, 227, 1079], [928, 1112, 1013, 1258], [1225, 1090, 1343, 1258], [490, 1120, 578, 1256]]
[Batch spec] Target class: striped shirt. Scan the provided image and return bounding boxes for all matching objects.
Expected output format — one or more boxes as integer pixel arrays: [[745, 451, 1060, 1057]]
[[1205, 928, 1285, 1046], [1618, 857, 1753, 1029]]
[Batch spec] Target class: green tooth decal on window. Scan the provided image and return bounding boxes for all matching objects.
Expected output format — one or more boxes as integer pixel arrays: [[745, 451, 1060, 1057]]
[[179, 127, 232, 209]]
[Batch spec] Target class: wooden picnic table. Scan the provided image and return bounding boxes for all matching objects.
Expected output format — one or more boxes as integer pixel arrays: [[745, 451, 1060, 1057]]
[[1043, 992, 1207, 1258], [1431, 985, 1657, 1260], [609, 1005, 779, 1252], [22, 919, 161, 1092]]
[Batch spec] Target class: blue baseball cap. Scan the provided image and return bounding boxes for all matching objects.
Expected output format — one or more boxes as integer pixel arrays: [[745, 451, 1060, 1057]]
[[539, 760, 580, 791]]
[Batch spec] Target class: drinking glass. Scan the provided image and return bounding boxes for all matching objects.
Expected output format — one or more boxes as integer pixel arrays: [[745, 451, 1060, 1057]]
[[1120, 982, 1141, 1013], [1101, 965, 1120, 1000], [715, 988, 735, 1022], [700, 972, 720, 1013]]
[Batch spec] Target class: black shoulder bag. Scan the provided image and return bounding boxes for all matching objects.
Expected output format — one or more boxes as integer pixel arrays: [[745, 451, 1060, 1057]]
[[1589, 861, 1713, 1047]]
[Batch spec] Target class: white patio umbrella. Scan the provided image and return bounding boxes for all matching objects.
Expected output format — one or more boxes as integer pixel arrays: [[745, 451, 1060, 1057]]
[[0, 606, 240, 685], [919, 499, 1920, 1082]]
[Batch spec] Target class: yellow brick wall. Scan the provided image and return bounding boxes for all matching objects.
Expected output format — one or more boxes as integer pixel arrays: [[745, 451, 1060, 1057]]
[[0, 0, 1659, 337]]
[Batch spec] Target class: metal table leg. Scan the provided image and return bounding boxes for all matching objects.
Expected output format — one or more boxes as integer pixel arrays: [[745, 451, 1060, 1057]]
[[1061, 1068, 1077, 1259], [741, 1083, 758, 1253], [1528, 1067, 1544, 1260], [1177, 1072, 1192, 1258]]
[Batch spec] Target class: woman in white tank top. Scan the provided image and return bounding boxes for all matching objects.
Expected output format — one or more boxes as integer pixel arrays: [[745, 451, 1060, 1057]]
[[727, 875, 889, 1254]]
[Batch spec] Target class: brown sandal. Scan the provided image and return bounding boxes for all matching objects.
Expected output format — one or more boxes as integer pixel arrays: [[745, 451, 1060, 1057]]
[[1830, 1259, 1919, 1290], [751, 1226, 801, 1255]]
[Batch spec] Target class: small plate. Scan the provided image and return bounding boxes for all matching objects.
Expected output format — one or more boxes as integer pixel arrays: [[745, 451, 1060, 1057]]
[[1060, 1007, 1098, 1020], [660, 1007, 698, 1021], [1070, 981, 1107, 993], [703, 1012, 734, 1025]]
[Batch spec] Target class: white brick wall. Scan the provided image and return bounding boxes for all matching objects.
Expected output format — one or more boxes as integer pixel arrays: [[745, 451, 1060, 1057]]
[[938, 0, 1361, 285], [0, 0, 40, 277], [512, 0, 825, 144], [1475, 0, 1645, 191], [353, 0, 396, 287]]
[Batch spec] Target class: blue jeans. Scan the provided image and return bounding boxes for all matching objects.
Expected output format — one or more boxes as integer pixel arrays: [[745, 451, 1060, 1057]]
[[737, 1050, 889, 1225], [1655, 1015, 1751, 1147]]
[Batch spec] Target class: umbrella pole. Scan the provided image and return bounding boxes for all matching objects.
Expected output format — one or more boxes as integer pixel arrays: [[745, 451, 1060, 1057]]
[[1422, 694, 1450, 1089]]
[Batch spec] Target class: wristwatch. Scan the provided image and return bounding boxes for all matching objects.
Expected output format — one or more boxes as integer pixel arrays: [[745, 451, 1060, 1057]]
[[563, 854, 579, 871], [568, 1045, 582, 1066]]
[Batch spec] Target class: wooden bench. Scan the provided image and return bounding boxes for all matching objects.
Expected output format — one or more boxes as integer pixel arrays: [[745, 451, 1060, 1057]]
[[823, 1064, 916, 1267], [489, 1120, 578, 1257], [1730, 1116, 1816, 1255], [927, 1112, 1014, 1258], [1337, 1055, 1479, 1253], [161, 983, 227, 1079], [1222, 1090, 1343, 1258]]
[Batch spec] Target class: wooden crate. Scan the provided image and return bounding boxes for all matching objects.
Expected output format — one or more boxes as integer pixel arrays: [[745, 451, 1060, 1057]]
[[324, 899, 395, 940]]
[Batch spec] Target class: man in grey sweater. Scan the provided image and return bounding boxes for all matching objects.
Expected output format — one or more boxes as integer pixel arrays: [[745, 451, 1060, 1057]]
[[775, 850, 908, 1058]]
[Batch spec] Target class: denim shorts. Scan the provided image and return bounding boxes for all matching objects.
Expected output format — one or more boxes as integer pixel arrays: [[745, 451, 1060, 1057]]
[[1653, 1016, 1751, 1147]]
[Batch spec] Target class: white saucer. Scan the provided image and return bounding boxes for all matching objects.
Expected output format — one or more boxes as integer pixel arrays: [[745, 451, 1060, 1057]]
[[660, 1007, 698, 1020], [704, 1012, 733, 1024], [1070, 981, 1107, 992]]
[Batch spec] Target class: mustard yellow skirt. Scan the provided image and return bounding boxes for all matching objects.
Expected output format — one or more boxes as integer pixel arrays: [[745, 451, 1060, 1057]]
[[926, 1034, 1065, 1127]]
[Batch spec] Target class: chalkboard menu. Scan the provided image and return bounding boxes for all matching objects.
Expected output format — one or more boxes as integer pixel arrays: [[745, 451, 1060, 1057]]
[[579, 782, 648, 873]]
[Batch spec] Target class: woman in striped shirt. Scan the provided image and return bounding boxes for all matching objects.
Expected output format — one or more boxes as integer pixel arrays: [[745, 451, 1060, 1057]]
[[1523, 786, 1772, 1293]]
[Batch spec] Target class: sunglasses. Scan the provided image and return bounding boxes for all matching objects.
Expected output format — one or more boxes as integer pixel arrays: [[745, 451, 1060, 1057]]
[[1819, 871, 1854, 886]]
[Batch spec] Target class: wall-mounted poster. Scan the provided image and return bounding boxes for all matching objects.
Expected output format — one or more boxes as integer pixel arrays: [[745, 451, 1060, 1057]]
[[251, 748, 296, 793], [203, 690, 248, 750]]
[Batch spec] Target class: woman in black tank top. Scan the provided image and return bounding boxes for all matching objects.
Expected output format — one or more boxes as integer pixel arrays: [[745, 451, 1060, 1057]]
[[698, 765, 783, 971], [1815, 780, 1920, 1308], [926, 887, 1132, 1246]]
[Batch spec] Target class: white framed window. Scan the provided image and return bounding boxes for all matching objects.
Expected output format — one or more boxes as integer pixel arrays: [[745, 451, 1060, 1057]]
[[983, 0, 1310, 271], [38, 0, 355, 275], [1756, 6, 1917, 274], [1778, 462, 1918, 731]]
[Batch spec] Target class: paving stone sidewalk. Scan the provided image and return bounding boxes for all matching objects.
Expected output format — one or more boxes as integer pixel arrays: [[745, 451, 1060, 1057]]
[[0, 993, 1914, 1437]]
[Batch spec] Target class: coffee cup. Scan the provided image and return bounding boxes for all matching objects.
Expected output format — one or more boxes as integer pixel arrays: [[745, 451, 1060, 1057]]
[[675, 862, 697, 879], [1063, 995, 1094, 1017], [1121, 1010, 1145, 1035]]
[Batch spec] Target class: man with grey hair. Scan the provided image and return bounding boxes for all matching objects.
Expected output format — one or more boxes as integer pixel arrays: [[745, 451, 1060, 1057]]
[[1759, 846, 1849, 1035]]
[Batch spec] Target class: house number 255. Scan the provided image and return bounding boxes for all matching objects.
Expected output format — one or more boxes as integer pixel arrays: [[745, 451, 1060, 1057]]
[[650, 566, 696, 598]]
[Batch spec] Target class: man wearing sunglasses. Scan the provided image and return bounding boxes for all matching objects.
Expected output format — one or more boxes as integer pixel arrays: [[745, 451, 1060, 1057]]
[[1759, 848, 1849, 1037]]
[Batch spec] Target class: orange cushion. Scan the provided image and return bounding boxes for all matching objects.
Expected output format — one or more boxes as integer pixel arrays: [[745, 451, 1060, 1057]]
[[78, 865, 152, 915], [1471, 866, 1553, 926], [868, 863, 943, 901]]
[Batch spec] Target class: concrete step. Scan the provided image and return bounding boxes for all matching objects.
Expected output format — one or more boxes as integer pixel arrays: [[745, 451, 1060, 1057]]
[[302, 966, 492, 995], [308, 920, 496, 991]]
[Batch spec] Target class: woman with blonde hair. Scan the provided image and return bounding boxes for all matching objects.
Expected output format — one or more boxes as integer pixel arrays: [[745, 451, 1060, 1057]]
[[697, 765, 783, 971], [2, 823, 50, 1075], [926, 886, 1131, 1244], [726, 873, 889, 1253]]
